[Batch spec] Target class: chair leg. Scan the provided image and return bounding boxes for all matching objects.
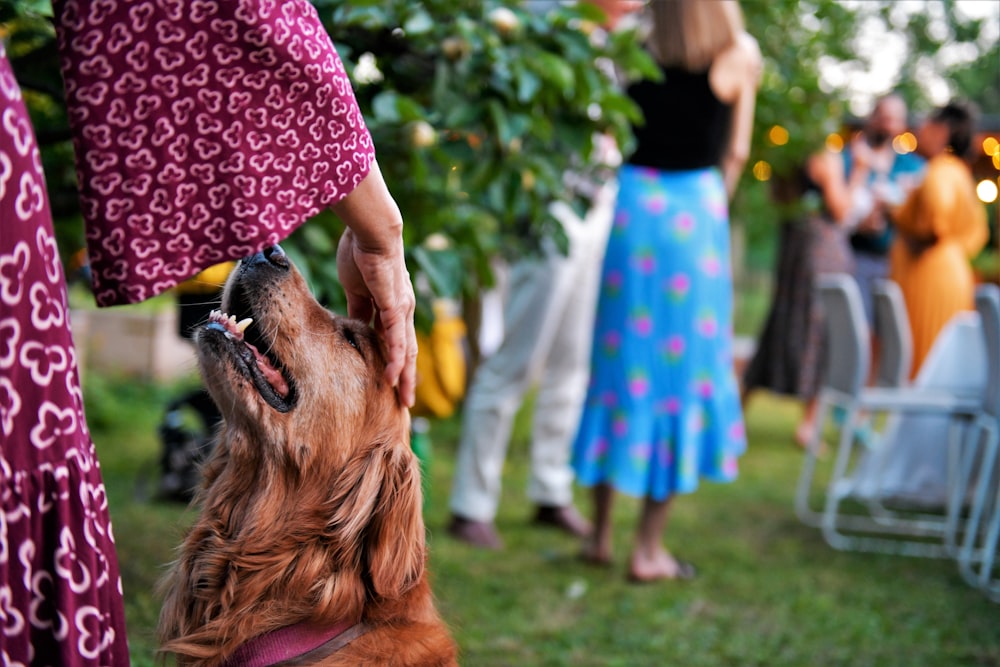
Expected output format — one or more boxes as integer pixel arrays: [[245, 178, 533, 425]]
[[819, 408, 969, 557], [820, 406, 862, 550], [945, 417, 983, 556], [976, 474, 1000, 594], [959, 426, 1000, 590], [795, 394, 833, 527]]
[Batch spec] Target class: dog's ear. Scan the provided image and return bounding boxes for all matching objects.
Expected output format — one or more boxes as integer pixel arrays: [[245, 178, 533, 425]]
[[363, 441, 426, 600], [327, 438, 425, 601]]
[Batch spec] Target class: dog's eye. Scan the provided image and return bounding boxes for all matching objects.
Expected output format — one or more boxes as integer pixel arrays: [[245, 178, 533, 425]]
[[343, 326, 363, 354]]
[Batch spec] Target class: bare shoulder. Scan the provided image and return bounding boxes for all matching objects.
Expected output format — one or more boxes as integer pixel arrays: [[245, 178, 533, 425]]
[[710, 31, 762, 102], [736, 31, 762, 67]]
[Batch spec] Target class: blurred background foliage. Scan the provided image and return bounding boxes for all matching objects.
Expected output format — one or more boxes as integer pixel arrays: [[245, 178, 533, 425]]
[[302, 0, 658, 323], [736, 0, 997, 270], [1, 0, 996, 319]]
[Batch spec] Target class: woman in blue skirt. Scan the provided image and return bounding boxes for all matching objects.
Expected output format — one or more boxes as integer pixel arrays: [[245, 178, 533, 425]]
[[572, 0, 761, 582]]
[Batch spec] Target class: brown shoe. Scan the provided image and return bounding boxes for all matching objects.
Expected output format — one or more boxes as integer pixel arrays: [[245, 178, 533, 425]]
[[533, 505, 592, 538], [447, 515, 504, 550]]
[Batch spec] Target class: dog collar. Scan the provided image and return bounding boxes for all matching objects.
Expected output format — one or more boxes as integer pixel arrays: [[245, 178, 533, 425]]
[[221, 620, 368, 667]]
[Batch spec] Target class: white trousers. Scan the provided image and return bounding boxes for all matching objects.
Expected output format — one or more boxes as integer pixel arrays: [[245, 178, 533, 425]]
[[449, 184, 616, 521]]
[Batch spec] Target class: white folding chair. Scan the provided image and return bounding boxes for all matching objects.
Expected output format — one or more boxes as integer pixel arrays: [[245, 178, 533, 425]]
[[845, 278, 924, 530], [794, 273, 981, 556], [956, 285, 1000, 599], [871, 278, 912, 390]]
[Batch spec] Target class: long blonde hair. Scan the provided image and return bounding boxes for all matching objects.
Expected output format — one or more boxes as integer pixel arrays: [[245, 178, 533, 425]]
[[646, 0, 744, 71]]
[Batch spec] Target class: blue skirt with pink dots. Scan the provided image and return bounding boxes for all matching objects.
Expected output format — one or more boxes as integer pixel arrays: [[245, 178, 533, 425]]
[[572, 165, 746, 501]]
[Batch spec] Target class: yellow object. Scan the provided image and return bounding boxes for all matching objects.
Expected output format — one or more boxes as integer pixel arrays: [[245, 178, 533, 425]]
[[889, 154, 988, 378], [413, 299, 468, 419], [174, 262, 237, 295]]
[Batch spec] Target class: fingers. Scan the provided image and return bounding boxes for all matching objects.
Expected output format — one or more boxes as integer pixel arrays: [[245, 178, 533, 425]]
[[348, 281, 416, 407], [368, 278, 416, 407], [337, 227, 417, 407], [380, 307, 418, 408]]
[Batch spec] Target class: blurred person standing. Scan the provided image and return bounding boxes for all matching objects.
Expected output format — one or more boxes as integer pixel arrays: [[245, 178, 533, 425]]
[[572, 0, 760, 582], [447, 0, 642, 550], [889, 101, 988, 377], [844, 94, 926, 321], [447, 186, 616, 549], [742, 143, 866, 447]]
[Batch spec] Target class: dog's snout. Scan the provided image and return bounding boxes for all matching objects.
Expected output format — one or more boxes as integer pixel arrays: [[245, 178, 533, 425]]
[[245, 245, 290, 271], [262, 245, 289, 268]]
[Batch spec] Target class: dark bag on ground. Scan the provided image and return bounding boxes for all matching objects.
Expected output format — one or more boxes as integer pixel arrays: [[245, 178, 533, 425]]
[[156, 390, 219, 502]]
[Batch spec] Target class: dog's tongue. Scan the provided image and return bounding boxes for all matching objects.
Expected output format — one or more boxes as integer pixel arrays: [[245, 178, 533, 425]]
[[245, 340, 289, 398], [207, 310, 290, 398]]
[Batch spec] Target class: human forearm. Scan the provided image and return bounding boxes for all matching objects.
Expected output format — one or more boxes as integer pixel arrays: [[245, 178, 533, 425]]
[[721, 35, 760, 199], [721, 152, 748, 199], [722, 89, 754, 198], [332, 162, 405, 253]]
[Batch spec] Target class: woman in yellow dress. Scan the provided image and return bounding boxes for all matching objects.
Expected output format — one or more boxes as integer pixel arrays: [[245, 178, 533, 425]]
[[889, 101, 988, 378]]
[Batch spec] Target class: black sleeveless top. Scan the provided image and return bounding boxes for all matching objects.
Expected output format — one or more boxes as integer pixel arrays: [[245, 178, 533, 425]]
[[627, 65, 734, 170]]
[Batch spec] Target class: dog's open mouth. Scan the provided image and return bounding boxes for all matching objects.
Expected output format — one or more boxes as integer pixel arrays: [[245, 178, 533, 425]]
[[205, 308, 293, 413]]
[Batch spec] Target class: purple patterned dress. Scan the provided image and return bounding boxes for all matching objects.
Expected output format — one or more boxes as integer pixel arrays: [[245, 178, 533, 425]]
[[1, 46, 130, 665], [55, 0, 375, 307], [2, 1, 378, 662]]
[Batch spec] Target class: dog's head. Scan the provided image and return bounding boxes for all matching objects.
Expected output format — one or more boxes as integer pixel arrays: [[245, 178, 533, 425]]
[[197, 245, 406, 462], [169, 245, 424, 648]]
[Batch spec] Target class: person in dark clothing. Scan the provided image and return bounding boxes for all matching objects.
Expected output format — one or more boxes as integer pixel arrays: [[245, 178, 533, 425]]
[[742, 149, 862, 447]]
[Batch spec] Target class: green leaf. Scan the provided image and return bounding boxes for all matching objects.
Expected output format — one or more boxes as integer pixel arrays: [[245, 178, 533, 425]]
[[514, 66, 542, 104], [487, 99, 512, 147], [411, 246, 463, 298], [394, 94, 426, 123], [301, 224, 334, 254], [527, 51, 576, 97], [372, 90, 401, 122], [403, 10, 434, 35]]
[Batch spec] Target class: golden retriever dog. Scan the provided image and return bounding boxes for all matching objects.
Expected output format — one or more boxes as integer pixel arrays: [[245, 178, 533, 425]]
[[158, 245, 458, 666]]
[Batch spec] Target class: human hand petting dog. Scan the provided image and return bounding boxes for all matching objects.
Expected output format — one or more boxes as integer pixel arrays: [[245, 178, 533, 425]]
[[333, 162, 418, 408]]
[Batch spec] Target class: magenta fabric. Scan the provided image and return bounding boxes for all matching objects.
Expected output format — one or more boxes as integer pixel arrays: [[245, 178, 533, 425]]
[[1, 47, 130, 665], [55, 0, 376, 307], [221, 620, 356, 667]]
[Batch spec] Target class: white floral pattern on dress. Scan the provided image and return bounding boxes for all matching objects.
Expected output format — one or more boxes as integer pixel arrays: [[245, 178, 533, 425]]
[[55, 0, 376, 306], [1, 41, 130, 664]]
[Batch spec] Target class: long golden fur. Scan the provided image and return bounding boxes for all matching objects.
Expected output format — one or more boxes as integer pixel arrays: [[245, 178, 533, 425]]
[[158, 246, 458, 666]]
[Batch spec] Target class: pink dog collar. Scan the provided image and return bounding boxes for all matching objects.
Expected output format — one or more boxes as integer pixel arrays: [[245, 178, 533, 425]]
[[221, 620, 367, 667]]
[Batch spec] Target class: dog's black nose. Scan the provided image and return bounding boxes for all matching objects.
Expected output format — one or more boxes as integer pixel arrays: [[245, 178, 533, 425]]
[[262, 245, 289, 268], [245, 245, 290, 271]]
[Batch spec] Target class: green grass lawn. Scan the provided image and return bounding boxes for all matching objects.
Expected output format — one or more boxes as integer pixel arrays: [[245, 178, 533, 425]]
[[84, 373, 1000, 667]]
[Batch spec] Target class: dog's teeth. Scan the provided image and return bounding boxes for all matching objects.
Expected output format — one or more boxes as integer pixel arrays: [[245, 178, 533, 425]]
[[235, 318, 253, 334]]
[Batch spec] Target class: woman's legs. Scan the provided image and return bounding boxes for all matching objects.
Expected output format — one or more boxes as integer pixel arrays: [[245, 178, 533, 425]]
[[582, 483, 615, 564], [628, 494, 694, 581], [629, 494, 672, 579], [583, 485, 695, 580], [795, 396, 820, 448]]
